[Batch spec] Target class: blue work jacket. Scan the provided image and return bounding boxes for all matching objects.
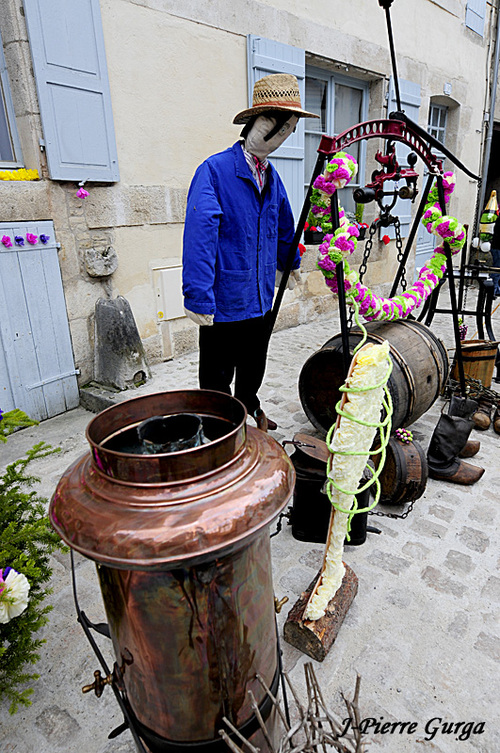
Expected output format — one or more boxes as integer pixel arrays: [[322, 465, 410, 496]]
[[182, 142, 298, 322]]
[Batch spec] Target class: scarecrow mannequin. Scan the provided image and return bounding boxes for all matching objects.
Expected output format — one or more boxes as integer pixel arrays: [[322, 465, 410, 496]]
[[183, 74, 318, 431]]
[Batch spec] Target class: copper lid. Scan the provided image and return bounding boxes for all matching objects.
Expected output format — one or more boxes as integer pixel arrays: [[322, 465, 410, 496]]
[[50, 390, 294, 568]]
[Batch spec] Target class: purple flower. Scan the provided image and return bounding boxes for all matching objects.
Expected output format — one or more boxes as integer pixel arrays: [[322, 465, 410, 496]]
[[318, 235, 333, 255], [358, 292, 373, 316], [325, 277, 337, 291], [338, 167, 351, 180], [313, 175, 336, 195], [26, 233, 38, 245], [76, 187, 89, 199], [1, 235, 12, 248], [14, 236, 24, 246], [0, 408, 3, 423], [334, 236, 355, 253], [318, 255, 337, 272], [39, 234, 50, 244]]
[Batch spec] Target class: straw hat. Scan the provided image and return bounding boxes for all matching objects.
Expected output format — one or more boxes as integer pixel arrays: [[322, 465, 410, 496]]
[[233, 73, 319, 124]]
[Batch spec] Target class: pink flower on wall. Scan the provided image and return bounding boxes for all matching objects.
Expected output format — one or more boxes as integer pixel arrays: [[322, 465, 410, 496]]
[[1, 235, 12, 248], [76, 187, 89, 199], [26, 233, 38, 245]]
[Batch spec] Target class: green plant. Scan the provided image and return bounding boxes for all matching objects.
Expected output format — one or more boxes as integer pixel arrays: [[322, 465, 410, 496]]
[[355, 202, 364, 225], [0, 408, 38, 441], [0, 409, 65, 713]]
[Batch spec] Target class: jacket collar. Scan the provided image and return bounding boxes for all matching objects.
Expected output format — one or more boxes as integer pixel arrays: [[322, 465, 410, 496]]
[[233, 141, 274, 194]]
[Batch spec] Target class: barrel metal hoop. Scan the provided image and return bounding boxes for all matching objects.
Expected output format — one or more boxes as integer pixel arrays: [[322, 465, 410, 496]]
[[461, 353, 498, 361]]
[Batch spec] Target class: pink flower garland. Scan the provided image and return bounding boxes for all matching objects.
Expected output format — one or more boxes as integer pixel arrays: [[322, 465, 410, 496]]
[[314, 155, 466, 322]]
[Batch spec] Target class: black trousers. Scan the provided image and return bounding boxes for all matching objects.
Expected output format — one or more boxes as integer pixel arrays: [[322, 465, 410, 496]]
[[198, 313, 272, 417]]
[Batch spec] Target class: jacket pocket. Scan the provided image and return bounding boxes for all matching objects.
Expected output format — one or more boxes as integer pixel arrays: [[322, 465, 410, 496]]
[[216, 268, 252, 314]]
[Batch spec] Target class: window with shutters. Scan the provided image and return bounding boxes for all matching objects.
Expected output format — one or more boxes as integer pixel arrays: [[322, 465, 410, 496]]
[[0, 30, 23, 167], [246, 37, 369, 221], [304, 68, 369, 214]]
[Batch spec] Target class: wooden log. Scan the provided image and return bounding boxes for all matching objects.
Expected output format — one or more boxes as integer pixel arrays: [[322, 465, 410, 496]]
[[283, 564, 358, 662]]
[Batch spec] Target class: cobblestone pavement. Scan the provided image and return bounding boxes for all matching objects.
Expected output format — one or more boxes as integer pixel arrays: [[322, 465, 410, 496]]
[[2, 287, 500, 753]]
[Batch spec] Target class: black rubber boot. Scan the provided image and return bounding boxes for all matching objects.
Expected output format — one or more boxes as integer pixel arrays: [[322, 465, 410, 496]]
[[448, 397, 481, 458], [427, 414, 484, 485], [448, 395, 478, 420]]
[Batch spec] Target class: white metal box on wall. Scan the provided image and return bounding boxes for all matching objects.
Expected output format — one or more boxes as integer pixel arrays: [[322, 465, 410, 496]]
[[153, 262, 184, 323], [151, 260, 186, 361]]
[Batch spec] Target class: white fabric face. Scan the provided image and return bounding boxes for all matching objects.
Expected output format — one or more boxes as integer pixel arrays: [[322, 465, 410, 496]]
[[245, 114, 299, 160]]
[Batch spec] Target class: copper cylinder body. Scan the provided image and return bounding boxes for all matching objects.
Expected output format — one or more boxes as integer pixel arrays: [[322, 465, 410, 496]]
[[98, 534, 275, 740], [50, 390, 294, 748]]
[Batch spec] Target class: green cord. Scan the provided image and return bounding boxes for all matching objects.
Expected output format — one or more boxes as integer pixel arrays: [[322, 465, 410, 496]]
[[324, 298, 394, 537]]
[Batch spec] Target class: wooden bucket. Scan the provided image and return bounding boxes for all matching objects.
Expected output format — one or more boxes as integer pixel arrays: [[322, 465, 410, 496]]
[[450, 340, 499, 389], [299, 320, 449, 433], [373, 436, 428, 505]]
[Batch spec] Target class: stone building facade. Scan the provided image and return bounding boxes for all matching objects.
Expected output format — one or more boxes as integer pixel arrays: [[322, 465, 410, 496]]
[[0, 0, 497, 417]]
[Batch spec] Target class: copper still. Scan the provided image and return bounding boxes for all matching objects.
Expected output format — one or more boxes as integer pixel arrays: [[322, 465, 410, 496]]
[[50, 390, 294, 752]]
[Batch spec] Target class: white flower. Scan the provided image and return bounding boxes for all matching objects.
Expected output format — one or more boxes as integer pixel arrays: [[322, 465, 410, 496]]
[[0, 568, 30, 624]]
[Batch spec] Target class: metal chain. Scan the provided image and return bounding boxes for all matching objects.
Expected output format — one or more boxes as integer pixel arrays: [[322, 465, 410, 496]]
[[394, 216, 408, 292], [462, 265, 470, 312], [446, 375, 500, 404], [369, 496, 417, 519], [358, 222, 377, 283]]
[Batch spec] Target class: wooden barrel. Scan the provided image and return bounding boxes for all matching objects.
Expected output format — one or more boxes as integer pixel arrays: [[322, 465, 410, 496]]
[[450, 339, 500, 388], [373, 436, 428, 505], [299, 320, 448, 433]]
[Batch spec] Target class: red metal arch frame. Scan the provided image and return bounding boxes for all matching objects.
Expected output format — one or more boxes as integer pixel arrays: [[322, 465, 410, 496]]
[[317, 118, 444, 174]]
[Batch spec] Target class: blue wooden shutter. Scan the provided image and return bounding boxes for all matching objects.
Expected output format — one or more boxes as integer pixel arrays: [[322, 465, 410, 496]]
[[465, 0, 487, 36], [0, 31, 23, 167], [0, 222, 80, 421], [246, 35, 305, 221], [22, 0, 119, 182], [386, 78, 421, 239]]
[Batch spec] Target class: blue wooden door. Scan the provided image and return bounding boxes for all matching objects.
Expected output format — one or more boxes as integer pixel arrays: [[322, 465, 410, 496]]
[[0, 222, 80, 420]]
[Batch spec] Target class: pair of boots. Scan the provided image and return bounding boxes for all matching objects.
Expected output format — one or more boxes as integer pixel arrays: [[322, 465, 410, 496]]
[[427, 396, 485, 485]]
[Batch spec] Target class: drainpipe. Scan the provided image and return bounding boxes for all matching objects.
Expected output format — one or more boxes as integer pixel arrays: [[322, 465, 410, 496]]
[[476, 0, 500, 229]]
